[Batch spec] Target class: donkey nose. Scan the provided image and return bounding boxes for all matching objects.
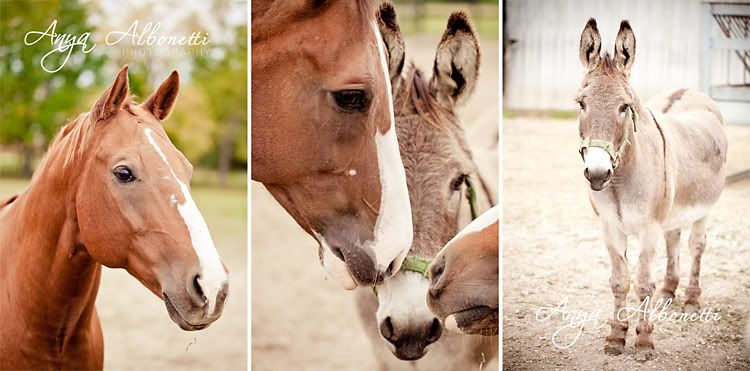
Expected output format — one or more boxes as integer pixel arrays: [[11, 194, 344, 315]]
[[584, 167, 612, 190], [379, 316, 443, 360]]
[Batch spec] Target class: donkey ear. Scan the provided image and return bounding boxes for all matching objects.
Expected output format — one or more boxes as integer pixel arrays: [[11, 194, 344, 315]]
[[579, 18, 601, 71], [142, 70, 180, 121], [430, 11, 480, 109], [614, 20, 636, 78], [92, 65, 129, 122], [377, 2, 405, 86]]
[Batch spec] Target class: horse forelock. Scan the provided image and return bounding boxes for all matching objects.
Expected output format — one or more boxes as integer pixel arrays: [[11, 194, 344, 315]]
[[45, 97, 141, 170]]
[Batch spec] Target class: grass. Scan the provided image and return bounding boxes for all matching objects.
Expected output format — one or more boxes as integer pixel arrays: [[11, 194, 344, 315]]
[[503, 109, 580, 121]]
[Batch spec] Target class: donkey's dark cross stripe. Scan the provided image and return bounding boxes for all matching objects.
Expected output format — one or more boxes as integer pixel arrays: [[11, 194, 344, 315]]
[[662, 88, 687, 113]]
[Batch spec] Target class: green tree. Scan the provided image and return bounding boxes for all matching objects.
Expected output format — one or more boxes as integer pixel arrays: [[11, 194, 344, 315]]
[[0, 0, 106, 176]]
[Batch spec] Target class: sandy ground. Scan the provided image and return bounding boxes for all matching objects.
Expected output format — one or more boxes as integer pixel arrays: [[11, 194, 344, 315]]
[[0, 180, 248, 370], [502, 118, 750, 370], [251, 33, 499, 370]]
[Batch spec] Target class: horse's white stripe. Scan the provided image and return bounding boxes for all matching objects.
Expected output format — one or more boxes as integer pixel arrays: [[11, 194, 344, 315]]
[[370, 21, 413, 272], [447, 205, 499, 247], [144, 128, 227, 315]]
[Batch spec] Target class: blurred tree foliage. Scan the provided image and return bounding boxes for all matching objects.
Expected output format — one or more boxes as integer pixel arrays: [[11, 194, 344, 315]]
[[0, 0, 107, 176]]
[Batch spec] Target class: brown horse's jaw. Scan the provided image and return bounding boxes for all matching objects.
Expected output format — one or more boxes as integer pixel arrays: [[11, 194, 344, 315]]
[[163, 293, 210, 331]]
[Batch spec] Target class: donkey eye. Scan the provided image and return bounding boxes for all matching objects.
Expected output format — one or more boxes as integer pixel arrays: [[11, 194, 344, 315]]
[[113, 165, 136, 183], [619, 104, 629, 114], [332, 90, 369, 112], [577, 100, 586, 111], [450, 174, 466, 192]]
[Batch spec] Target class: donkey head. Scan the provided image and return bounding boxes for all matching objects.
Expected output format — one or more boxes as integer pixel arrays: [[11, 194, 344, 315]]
[[577, 19, 639, 191], [372, 5, 481, 360]]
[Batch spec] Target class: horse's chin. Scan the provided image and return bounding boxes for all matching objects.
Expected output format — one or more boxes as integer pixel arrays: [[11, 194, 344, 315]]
[[445, 306, 499, 336], [163, 293, 210, 331]]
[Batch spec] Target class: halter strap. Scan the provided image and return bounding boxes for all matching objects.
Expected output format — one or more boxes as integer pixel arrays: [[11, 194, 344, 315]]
[[371, 177, 482, 296], [579, 105, 639, 169]]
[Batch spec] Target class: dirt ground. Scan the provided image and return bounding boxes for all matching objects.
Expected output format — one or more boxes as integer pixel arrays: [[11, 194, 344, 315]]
[[502, 118, 750, 370], [251, 34, 499, 370], [0, 180, 248, 370]]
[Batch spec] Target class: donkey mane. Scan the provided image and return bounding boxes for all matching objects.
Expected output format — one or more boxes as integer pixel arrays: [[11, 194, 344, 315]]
[[398, 63, 452, 133]]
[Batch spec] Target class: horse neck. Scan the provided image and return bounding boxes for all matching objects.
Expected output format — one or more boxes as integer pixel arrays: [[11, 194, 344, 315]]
[[1, 140, 101, 345]]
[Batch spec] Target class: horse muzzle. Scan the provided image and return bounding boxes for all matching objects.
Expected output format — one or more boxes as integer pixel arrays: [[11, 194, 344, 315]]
[[582, 147, 614, 191], [318, 232, 405, 289], [162, 278, 229, 331]]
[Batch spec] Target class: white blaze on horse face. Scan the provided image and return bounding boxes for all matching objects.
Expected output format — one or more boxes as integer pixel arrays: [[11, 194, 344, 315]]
[[439, 205, 499, 257], [583, 147, 613, 175], [144, 128, 227, 315], [370, 21, 413, 274]]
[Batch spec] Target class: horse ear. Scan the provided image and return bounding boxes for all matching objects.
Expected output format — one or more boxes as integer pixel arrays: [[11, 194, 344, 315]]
[[430, 11, 480, 110], [377, 2, 405, 87], [614, 20, 636, 78], [92, 65, 129, 122], [579, 18, 601, 72], [142, 70, 180, 121]]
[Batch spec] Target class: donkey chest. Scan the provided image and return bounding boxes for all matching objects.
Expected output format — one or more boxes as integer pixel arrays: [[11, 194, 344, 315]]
[[590, 189, 656, 234]]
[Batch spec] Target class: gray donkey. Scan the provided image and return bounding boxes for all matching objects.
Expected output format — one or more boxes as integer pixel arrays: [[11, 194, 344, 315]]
[[354, 4, 497, 370], [577, 19, 727, 361]]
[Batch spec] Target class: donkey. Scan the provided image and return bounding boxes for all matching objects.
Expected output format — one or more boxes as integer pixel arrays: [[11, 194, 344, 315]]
[[251, 0, 413, 290], [577, 19, 727, 361], [427, 206, 499, 336], [0, 66, 229, 369], [354, 6, 497, 370]]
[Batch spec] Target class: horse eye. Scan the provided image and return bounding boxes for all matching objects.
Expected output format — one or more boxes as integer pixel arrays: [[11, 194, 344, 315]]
[[332, 90, 369, 112], [113, 165, 136, 183], [450, 174, 466, 192]]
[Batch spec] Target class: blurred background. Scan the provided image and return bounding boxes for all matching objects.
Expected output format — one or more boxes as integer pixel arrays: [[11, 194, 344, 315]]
[[251, 1, 499, 370], [502, 1, 750, 369], [0, 0, 247, 369]]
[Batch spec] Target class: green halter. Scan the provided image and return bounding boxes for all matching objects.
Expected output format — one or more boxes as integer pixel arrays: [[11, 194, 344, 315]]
[[579, 106, 638, 169], [371, 175, 481, 296]]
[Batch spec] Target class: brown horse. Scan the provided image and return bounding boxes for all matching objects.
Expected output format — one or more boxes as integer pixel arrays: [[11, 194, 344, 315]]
[[427, 206, 499, 337], [355, 6, 497, 369], [577, 19, 727, 361], [251, 1, 413, 289], [0, 66, 229, 369]]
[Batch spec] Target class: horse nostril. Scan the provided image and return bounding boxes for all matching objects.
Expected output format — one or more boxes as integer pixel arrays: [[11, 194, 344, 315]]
[[427, 318, 443, 343], [192, 274, 207, 304], [380, 316, 395, 341], [330, 246, 345, 262], [385, 258, 398, 277]]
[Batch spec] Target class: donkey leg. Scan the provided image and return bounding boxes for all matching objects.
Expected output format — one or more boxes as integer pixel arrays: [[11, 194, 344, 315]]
[[685, 217, 707, 314], [658, 229, 681, 302], [634, 225, 659, 362], [602, 221, 630, 356]]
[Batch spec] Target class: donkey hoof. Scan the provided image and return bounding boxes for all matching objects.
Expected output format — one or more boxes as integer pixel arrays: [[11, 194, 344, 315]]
[[635, 346, 656, 362], [604, 341, 625, 356], [684, 303, 700, 314], [657, 289, 675, 302]]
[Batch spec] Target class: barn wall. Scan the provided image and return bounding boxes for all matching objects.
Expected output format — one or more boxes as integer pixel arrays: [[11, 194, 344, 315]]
[[504, 0, 746, 112]]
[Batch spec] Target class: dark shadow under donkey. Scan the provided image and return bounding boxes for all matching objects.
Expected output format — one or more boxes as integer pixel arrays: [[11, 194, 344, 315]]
[[354, 5, 498, 371]]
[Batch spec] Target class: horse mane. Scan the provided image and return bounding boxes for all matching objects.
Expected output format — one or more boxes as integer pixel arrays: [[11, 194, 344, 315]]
[[398, 63, 451, 132], [45, 97, 139, 168]]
